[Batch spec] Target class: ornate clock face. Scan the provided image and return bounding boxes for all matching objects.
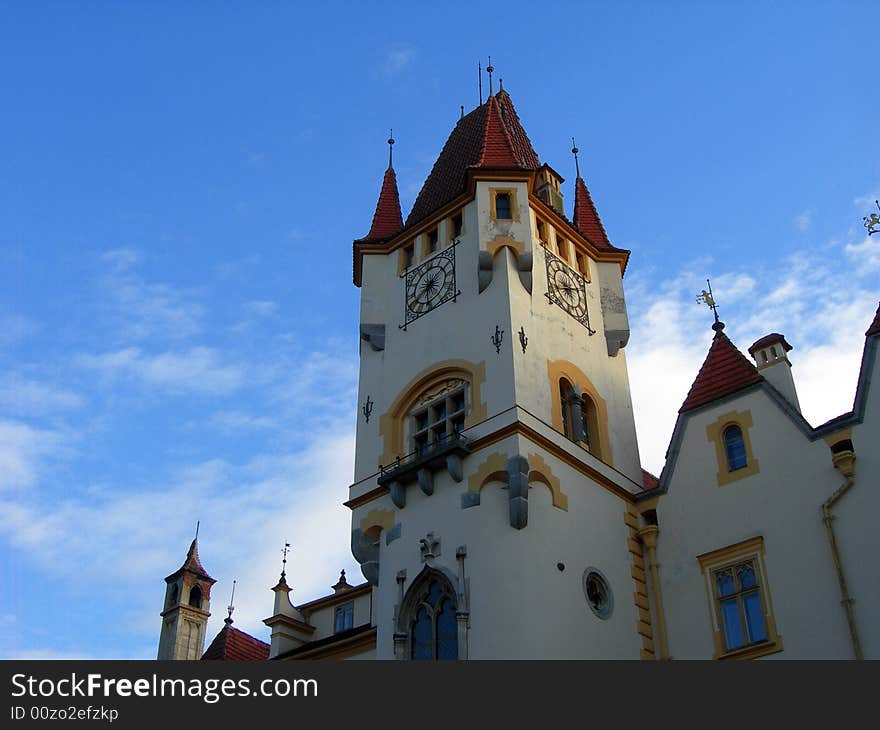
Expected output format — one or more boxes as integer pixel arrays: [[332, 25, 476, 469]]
[[547, 258, 587, 319], [544, 247, 595, 333], [401, 247, 459, 329]]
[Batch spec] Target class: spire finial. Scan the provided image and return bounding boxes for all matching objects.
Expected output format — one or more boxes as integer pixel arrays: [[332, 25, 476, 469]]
[[387, 129, 394, 169], [571, 137, 581, 178], [499, 77, 504, 92], [460, 104, 464, 120], [478, 61, 482, 105], [225, 579, 236, 626], [280, 542, 291, 578], [194, 520, 200, 541], [697, 278, 724, 331], [487, 56, 494, 96]]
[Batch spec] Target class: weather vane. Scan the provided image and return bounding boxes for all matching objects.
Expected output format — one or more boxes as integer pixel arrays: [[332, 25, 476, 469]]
[[225, 579, 237, 626], [864, 200, 880, 236], [697, 278, 724, 331]]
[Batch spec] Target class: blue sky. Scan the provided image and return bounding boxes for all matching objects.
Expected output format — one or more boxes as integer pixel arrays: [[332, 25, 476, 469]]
[[1, 2, 878, 658]]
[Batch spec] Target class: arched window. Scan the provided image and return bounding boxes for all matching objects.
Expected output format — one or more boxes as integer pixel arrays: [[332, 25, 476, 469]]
[[580, 395, 598, 453], [409, 578, 458, 660], [560, 378, 576, 440], [723, 425, 747, 472], [167, 583, 179, 608], [188, 584, 203, 609]]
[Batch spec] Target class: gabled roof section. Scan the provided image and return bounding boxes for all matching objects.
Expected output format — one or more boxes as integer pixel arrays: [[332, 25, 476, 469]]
[[406, 90, 540, 227], [641, 469, 659, 491], [573, 175, 614, 250], [360, 166, 404, 242], [866, 301, 880, 337], [680, 328, 763, 413], [165, 539, 215, 583], [201, 625, 269, 661]]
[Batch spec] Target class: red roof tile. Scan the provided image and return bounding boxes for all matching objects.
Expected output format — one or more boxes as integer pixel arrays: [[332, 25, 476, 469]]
[[866, 301, 880, 337], [202, 624, 269, 661], [475, 95, 519, 168], [165, 539, 215, 583], [641, 469, 659, 491], [680, 329, 763, 413], [406, 90, 540, 227], [361, 166, 403, 242], [573, 176, 614, 250]]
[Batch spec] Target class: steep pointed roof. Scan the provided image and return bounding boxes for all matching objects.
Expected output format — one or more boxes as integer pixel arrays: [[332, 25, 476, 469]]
[[165, 539, 215, 583], [866, 301, 880, 337], [360, 166, 404, 242], [573, 175, 614, 249], [201, 624, 269, 661], [406, 90, 540, 227], [680, 328, 763, 413]]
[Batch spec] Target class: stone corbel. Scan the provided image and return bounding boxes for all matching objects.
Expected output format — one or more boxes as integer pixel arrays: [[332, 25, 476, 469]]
[[359, 323, 386, 352], [417, 468, 434, 496], [506, 455, 530, 530], [446, 453, 463, 482], [389, 480, 406, 509], [351, 529, 380, 586]]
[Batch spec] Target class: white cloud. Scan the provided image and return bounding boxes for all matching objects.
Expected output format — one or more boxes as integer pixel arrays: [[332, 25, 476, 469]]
[[0, 421, 69, 491], [382, 48, 415, 75], [0, 377, 83, 415], [78, 347, 244, 395], [794, 209, 812, 232], [844, 235, 880, 272], [243, 300, 277, 317]]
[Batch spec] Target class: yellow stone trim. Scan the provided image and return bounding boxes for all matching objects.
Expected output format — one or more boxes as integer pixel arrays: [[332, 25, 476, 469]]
[[697, 536, 783, 660], [489, 187, 520, 222], [822, 427, 852, 448], [358, 508, 395, 537], [467, 451, 509, 494], [378, 359, 488, 467], [624, 505, 655, 660], [485, 235, 525, 258], [526, 452, 568, 510], [705, 410, 760, 487], [546, 359, 613, 465]]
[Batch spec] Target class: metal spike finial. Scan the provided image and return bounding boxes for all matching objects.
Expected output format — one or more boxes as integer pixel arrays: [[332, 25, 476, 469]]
[[571, 137, 581, 178], [460, 104, 464, 120], [478, 61, 482, 105], [225, 579, 237, 626], [696, 278, 724, 331], [499, 77, 504, 92], [280, 542, 291, 578], [387, 129, 395, 169], [194, 520, 200, 541], [487, 56, 494, 96]]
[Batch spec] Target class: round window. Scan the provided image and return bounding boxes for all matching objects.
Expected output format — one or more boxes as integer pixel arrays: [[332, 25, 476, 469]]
[[583, 568, 613, 620]]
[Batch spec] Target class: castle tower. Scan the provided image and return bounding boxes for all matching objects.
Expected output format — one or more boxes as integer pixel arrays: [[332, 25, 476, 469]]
[[349, 86, 649, 659], [157, 538, 216, 660]]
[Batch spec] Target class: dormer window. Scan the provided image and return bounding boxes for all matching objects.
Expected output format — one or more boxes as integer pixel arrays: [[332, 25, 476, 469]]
[[495, 193, 511, 219]]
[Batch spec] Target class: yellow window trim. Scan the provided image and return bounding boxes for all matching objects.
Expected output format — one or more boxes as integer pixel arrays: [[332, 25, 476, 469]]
[[489, 187, 520, 222], [697, 536, 783, 660], [705, 409, 760, 486]]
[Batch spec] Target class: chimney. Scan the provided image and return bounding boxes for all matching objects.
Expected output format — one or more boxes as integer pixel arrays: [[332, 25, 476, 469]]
[[748, 333, 800, 411]]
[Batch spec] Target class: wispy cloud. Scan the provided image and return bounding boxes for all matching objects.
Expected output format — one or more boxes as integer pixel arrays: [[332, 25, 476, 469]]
[[381, 47, 415, 75], [794, 208, 812, 232], [0, 377, 83, 415], [0, 420, 70, 491], [77, 347, 244, 395]]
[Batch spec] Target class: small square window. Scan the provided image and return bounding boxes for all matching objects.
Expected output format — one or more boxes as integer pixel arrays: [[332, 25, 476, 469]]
[[495, 193, 512, 219], [451, 213, 463, 240], [400, 243, 415, 272], [557, 237, 569, 262], [427, 229, 438, 254], [536, 219, 547, 243], [575, 252, 589, 279]]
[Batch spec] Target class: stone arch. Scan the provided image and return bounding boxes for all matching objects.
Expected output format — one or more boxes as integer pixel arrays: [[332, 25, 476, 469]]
[[547, 359, 613, 465], [378, 359, 487, 466]]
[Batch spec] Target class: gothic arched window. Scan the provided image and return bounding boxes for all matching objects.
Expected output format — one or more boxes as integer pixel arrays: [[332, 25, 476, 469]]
[[188, 584, 203, 609], [723, 425, 747, 472], [410, 578, 458, 660]]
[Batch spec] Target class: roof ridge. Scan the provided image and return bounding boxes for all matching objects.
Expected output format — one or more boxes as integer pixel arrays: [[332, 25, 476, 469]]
[[680, 330, 763, 413], [866, 300, 880, 337], [474, 95, 520, 168]]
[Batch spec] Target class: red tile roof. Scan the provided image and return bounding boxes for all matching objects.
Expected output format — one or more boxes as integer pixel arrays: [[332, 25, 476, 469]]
[[406, 90, 540, 227], [475, 95, 519, 168], [641, 469, 659, 491], [680, 328, 763, 413], [165, 539, 214, 582], [573, 176, 614, 250], [201, 624, 269, 661], [866, 301, 880, 337], [361, 166, 404, 242]]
